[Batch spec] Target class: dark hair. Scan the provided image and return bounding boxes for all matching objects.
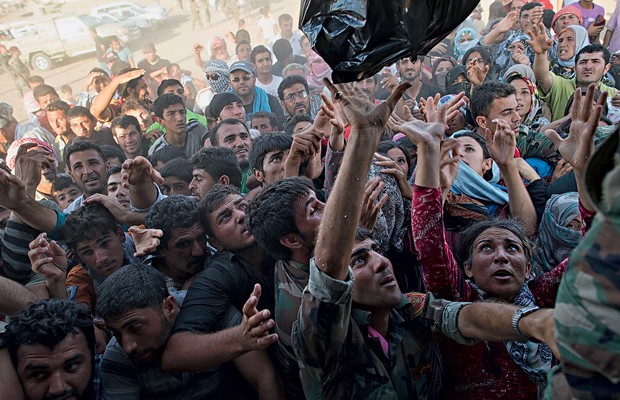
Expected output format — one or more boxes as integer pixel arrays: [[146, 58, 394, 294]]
[[188, 147, 242, 188], [542, 9, 555, 29], [520, 2, 541, 16], [67, 106, 95, 122], [470, 81, 515, 120], [121, 99, 149, 114], [209, 118, 248, 146], [96, 263, 169, 320], [277, 75, 309, 101], [236, 29, 251, 42], [452, 130, 493, 180], [575, 44, 611, 65], [251, 111, 279, 129], [250, 45, 271, 63], [354, 225, 374, 243], [27, 75, 44, 85], [149, 146, 187, 166], [107, 164, 122, 179], [111, 60, 131, 77], [145, 195, 200, 250], [153, 93, 185, 119], [52, 173, 78, 192], [376, 140, 412, 179], [285, 114, 313, 135], [249, 133, 293, 173], [160, 157, 193, 183], [64, 140, 105, 171], [61, 203, 119, 250], [89, 67, 109, 77], [457, 218, 533, 266], [246, 177, 315, 260], [235, 40, 251, 55], [111, 115, 142, 136], [46, 99, 70, 114], [272, 39, 293, 62], [198, 184, 241, 236], [461, 46, 492, 67], [100, 144, 126, 165], [157, 79, 183, 98], [1, 300, 95, 379], [33, 84, 59, 102], [117, 68, 146, 98], [278, 13, 293, 25]]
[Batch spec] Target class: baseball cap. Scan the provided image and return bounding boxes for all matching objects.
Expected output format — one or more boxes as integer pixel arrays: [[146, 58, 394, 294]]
[[228, 61, 256, 75]]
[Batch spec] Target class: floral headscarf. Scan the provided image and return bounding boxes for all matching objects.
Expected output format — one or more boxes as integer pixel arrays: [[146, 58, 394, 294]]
[[495, 32, 535, 79], [503, 65, 549, 130]]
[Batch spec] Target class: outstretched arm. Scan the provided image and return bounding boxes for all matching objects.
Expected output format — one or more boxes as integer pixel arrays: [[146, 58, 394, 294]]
[[90, 69, 145, 121], [527, 22, 554, 95]]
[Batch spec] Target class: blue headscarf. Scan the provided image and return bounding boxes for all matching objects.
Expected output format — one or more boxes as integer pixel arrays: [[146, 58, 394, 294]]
[[454, 28, 478, 62]]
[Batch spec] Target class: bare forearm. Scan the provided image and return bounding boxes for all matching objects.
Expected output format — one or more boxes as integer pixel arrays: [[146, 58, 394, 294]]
[[501, 163, 537, 235], [0, 276, 39, 315], [413, 143, 441, 188], [533, 52, 552, 94], [0, 349, 24, 400], [329, 131, 345, 152], [129, 183, 158, 210], [12, 197, 58, 233], [90, 78, 120, 120], [234, 351, 285, 400], [574, 168, 594, 212]]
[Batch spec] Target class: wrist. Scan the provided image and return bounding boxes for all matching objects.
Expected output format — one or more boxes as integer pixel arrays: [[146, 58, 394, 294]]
[[512, 305, 541, 341]]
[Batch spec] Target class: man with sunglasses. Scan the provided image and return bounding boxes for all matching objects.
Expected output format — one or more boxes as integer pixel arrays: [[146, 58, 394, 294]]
[[228, 61, 286, 127]]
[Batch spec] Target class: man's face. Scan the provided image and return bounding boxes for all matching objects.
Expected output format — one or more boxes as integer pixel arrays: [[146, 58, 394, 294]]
[[114, 124, 142, 158], [251, 116, 275, 134], [17, 332, 92, 400], [282, 83, 309, 116], [53, 186, 82, 210], [350, 239, 402, 311], [111, 40, 121, 52], [218, 101, 246, 122], [189, 168, 216, 199], [216, 123, 253, 169], [160, 223, 207, 282], [107, 172, 130, 210], [481, 94, 521, 133], [229, 70, 256, 97], [291, 190, 323, 249], [576, 51, 610, 87], [519, 6, 542, 32], [125, 107, 154, 132], [236, 43, 252, 62], [206, 194, 255, 251], [353, 77, 378, 102], [130, 79, 150, 102], [69, 116, 95, 139], [292, 121, 312, 134], [280, 19, 293, 35], [105, 304, 173, 365], [144, 50, 157, 63], [47, 110, 68, 136], [255, 148, 289, 185], [75, 228, 125, 277], [163, 84, 186, 103], [554, 13, 580, 34], [159, 103, 186, 136], [37, 94, 59, 111], [161, 175, 192, 196], [253, 52, 273, 75], [68, 149, 108, 196], [398, 58, 421, 83]]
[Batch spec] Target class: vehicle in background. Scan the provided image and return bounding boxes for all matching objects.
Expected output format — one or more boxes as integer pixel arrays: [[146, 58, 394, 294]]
[[0, 14, 141, 72], [90, 1, 167, 28], [95, 10, 154, 32]]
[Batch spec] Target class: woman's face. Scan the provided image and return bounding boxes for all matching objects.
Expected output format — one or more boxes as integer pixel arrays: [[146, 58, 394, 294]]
[[558, 29, 576, 62], [435, 60, 454, 74], [510, 78, 532, 122], [300, 36, 311, 56], [507, 40, 525, 56], [458, 32, 473, 45], [455, 136, 492, 178], [386, 147, 409, 177], [464, 227, 531, 300]]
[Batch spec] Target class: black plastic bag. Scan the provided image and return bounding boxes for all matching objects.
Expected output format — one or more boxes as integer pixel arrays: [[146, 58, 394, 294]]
[[300, 0, 480, 83]]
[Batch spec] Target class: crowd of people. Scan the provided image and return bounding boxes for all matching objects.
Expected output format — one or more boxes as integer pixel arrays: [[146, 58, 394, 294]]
[[0, 0, 619, 399]]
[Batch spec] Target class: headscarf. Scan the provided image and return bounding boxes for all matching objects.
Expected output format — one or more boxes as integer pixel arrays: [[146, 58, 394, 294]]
[[204, 59, 231, 94], [495, 32, 535, 79], [503, 65, 549, 130], [445, 65, 471, 95], [306, 51, 332, 89], [551, 6, 583, 34], [6, 138, 57, 171], [453, 27, 478, 62], [557, 25, 590, 68], [533, 192, 581, 275], [431, 56, 457, 91]]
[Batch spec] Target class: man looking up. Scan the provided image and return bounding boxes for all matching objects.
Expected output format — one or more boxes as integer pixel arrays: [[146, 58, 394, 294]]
[[63, 141, 109, 213], [209, 119, 253, 194], [251, 45, 282, 97], [67, 106, 118, 147], [33, 84, 59, 133]]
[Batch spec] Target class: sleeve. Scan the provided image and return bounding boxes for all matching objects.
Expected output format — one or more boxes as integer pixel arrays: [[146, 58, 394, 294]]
[[323, 145, 345, 198], [424, 294, 477, 345], [129, 183, 167, 213], [1, 220, 42, 284], [525, 179, 550, 228], [100, 339, 141, 400], [292, 259, 353, 383], [411, 185, 476, 301], [65, 265, 95, 312], [46, 209, 66, 241], [516, 129, 559, 160]]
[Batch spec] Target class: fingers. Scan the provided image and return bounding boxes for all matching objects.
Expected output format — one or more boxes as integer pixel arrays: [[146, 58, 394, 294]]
[[15, 142, 38, 160], [384, 82, 412, 111], [544, 129, 563, 148], [242, 283, 262, 318]]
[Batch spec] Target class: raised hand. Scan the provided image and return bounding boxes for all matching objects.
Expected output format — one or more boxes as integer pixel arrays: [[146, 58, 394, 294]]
[[526, 22, 553, 54], [359, 176, 389, 231], [485, 119, 517, 168], [121, 156, 163, 187], [496, 10, 520, 34], [467, 59, 490, 86], [374, 153, 412, 199], [439, 139, 461, 195], [116, 68, 146, 84], [129, 226, 163, 257], [28, 233, 68, 293], [241, 284, 278, 351], [0, 169, 27, 210]]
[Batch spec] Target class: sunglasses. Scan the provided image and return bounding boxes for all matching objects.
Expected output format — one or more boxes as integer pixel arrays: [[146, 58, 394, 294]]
[[206, 73, 222, 80], [230, 75, 253, 83]]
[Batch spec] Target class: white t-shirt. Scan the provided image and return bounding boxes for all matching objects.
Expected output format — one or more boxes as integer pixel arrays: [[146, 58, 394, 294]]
[[256, 75, 283, 98]]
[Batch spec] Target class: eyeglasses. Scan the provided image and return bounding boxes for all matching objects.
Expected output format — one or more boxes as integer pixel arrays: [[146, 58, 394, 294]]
[[284, 90, 308, 102], [230, 75, 253, 83], [206, 73, 222, 80]]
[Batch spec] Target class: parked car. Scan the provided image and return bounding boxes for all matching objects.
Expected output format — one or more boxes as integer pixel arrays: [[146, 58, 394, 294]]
[[90, 1, 167, 28], [0, 14, 141, 71], [95, 11, 153, 32]]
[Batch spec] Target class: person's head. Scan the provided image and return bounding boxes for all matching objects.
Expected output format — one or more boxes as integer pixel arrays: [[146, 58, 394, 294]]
[[96, 264, 179, 365], [454, 28, 477, 60], [33, 84, 60, 111], [159, 158, 193, 196], [236, 28, 250, 43], [285, 114, 313, 135], [281, 63, 306, 79], [209, 36, 229, 60], [458, 219, 533, 300], [90, 68, 111, 93], [272, 39, 294, 64], [121, 100, 154, 132], [0, 102, 17, 139], [353, 75, 380, 102], [246, 176, 321, 260], [52, 173, 82, 210], [557, 25, 590, 66], [462, 45, 493, 69], [27, 75, 44, 90], [397, 57, 422, 83], [149, 146, 187, 171], [228, 61, 257, 98], [209, 119, 253, 169], [145, 196, 207, 282], [204, 59, 232, 94], [1, 299, 95, 400], [452, 131, 493, 180], [552, 5, 583, 35], [236, 40, 252, 62], [101, 144, 126, 167], [106, 165, 130, 209], [153, 94, 186, 136], [278, 13, 294, 35], [300, 34, 311, 57], [108, 35, 121, 51], [157, 79, 185, 102], [188, 147, 242, 199], [470, 81, 520, 133], [64, 140, 108, 196], [250, 45, 273, 76], [519, 2, 542, 33], [141, 42, 158, 62], [199, 184, 255, 251], [117, 68, 150, 102], [376, 140, 411, 178], [46, 100, 71, 137], [250, 111, 279, 133], [209, 92, 245, 122], [166, 63, 182, 81], [111, 114, 144, 159], [61, 203, 125, 277], [278, 75, 310, 117], [575, 44, 611, 87], [249, 133, 293, 186], [67, 106, 96, 139], [445, 65, 471, 95]]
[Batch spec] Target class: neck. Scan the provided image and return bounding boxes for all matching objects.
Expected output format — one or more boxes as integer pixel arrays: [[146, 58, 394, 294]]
[[579, 0, 594, 9], [290, 248, 311, 265], [61, 131, 75, 143], [369, 309, 391, 337], [405, 78, 422, 98], [235, 244, 265, 271], [153, 260, 193, 285], [166, 130, 187, 146], [239, 90, 255, 106], [282, 31, 293, 40], [257, 72, 273, 83]]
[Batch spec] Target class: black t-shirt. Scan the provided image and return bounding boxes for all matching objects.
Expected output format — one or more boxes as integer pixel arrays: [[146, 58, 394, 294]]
[[137, 57, 171, 76], [271, 55, 308, 77]]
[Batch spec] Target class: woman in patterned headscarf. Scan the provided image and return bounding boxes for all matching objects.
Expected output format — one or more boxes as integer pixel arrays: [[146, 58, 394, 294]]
[[495, 31, 535, 79], [453, 27, 478, 62], [503, 64, 550, 131], [550, 25, 590, 80]]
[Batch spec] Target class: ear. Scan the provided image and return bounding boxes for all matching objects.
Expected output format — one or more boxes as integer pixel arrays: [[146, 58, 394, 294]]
[[604, 62, 611, 75], [524, 262, 532, 280], [162, 295, 177, 318], [253, 168, 264, 184], [280, 233, 303, 250], [116, 225, 126, 243], [463, 263, 474, 279], [481, 158, 493, 175], [155, 116, 163, 124], [218, 175, 230, 186], [475, 115, 488, 130]]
